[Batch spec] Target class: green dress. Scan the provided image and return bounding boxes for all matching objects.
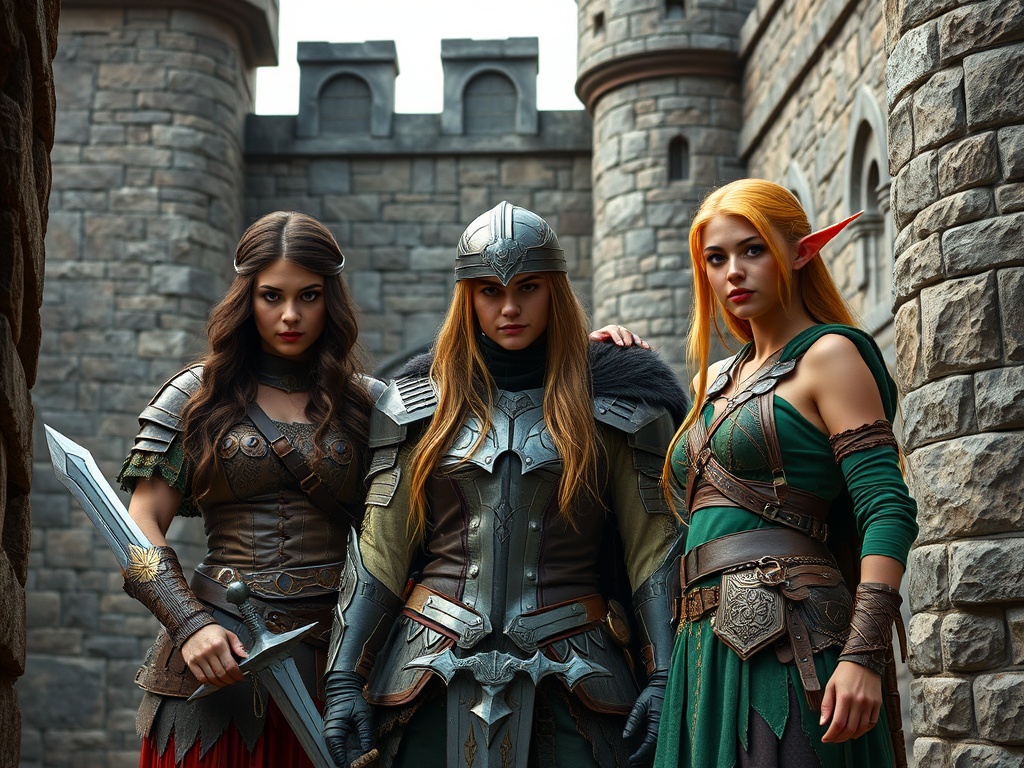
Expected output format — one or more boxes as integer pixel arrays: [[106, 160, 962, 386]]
[[654, 325, 918, 768]]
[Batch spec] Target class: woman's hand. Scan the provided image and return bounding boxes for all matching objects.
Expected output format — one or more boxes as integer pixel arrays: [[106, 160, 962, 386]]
[[181, 624, 248, 688], [589, 324, 651, 348], [819, 660, 883, 743]]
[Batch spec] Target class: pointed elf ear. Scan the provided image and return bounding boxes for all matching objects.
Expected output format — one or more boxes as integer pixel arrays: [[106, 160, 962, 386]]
[[796, 211, 864, 266]]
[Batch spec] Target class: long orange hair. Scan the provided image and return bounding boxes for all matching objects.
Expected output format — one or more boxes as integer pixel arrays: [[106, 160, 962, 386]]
[[407, 273, 597, 540], [664, 179, 857, 490]]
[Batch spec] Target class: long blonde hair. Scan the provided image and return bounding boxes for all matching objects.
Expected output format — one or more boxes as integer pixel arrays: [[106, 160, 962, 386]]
[[407, 273, 598, 540], [664, 179, 857, 491]]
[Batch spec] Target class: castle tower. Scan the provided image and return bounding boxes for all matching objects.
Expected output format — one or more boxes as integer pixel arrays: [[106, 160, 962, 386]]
[[575, 0, 755, 375], [22, 2, 277, 764], [887, 2, 1024, 765]]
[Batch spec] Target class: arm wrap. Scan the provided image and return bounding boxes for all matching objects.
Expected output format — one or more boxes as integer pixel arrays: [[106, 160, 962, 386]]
[[122, 545, 216, 648], [838, 581, 907, 676], [829, 419, 899, 464]]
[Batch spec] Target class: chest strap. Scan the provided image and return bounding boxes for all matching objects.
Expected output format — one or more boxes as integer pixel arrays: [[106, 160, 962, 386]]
[[682, 528, 833, 589]]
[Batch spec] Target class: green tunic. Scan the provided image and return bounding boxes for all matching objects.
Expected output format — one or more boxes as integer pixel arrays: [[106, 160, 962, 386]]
[[654, 325, 918, 768]]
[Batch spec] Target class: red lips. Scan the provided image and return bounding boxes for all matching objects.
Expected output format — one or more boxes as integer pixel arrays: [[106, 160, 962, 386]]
[[278, 331, 303, 342]]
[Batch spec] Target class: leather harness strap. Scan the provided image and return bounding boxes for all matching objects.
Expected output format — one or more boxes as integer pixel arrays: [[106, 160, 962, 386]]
[[245, 402, 357, 524]]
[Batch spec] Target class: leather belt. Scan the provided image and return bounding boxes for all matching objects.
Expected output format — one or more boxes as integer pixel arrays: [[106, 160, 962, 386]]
[[403, 584, 492, 649], [506, 594, 608, 652], [679, 586, 719, 624], [194, 562, 342, 599], [682, 528, 833, 588]]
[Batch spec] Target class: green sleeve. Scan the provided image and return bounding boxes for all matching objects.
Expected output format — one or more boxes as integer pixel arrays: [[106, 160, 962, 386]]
[[840, 444, 918, 566], [116, 437, 200, 518], [359, 442, 420, 596], [601, 424, 680, 591]]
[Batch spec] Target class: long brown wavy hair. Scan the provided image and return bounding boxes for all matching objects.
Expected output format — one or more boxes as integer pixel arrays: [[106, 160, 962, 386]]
[[182, 211, 372, 502], [406, 273, 598, 540]]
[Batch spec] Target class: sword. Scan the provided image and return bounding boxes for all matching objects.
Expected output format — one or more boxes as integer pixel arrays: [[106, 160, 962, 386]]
[[43, 425, 337, 768]]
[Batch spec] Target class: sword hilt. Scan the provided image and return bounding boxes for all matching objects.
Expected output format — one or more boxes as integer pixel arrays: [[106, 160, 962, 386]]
[[226, 580, 268, 641]]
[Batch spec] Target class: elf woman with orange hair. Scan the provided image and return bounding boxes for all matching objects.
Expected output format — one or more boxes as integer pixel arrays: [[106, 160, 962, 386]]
[[322, 201, 688, 768], [654, 179, 917, 768]]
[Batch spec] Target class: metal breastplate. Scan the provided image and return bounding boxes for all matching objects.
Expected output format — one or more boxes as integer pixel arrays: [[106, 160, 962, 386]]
[[425, 389, 570, 634]]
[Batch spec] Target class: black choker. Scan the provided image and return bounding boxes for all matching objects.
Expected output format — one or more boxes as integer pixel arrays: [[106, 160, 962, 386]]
[[256, 351, 313, 393]]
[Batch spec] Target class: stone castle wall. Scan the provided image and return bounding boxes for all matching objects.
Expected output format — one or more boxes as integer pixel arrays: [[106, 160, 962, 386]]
[[887, 1, 1024, 764], [20, 5, 272, 765]]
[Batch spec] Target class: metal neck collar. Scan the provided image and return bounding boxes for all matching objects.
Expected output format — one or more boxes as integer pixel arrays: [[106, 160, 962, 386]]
[[256, 351, 313, 393]]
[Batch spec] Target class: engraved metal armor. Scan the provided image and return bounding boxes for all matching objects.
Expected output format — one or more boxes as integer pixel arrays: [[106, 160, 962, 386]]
[[454, 200, 566, 285]]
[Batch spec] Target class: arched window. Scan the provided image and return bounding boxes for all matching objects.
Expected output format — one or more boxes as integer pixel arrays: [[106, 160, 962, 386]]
[[845, 87, 893, 334], [319, 75, 372, 135], [666, 0, 685, 19], [668, 136, 689, 182], [464, 73, 517, 135]]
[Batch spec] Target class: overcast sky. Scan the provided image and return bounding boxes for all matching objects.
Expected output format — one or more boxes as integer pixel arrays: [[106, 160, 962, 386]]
[[254, 0, 583, 115]]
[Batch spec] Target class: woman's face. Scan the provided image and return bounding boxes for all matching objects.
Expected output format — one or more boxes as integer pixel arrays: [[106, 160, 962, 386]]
[[252, 259, 326, 361], [701, 214, 789, 322], [471, 272, 551, 351]]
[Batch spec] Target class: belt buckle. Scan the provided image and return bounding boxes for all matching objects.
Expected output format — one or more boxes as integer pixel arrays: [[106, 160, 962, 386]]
[[755, 556, 786, 586]]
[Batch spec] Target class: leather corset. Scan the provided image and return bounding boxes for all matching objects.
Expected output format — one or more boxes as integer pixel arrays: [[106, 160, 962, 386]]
[[418, 389, 610, 633], [200, 419, 364, 570]]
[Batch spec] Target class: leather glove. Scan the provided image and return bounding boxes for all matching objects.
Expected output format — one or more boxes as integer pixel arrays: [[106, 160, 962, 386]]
[[623, 670, 668, 767], [323, 671, 373, 768]]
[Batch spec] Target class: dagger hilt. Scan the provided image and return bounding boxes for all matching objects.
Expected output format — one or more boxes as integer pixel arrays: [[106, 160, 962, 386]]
[[226, 580, 268, 641]]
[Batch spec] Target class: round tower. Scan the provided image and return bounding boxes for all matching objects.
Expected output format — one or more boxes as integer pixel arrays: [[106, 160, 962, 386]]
[[887, 2, 1024, 765], [23, 3, 276, 765], [576, 0, 755, 376]]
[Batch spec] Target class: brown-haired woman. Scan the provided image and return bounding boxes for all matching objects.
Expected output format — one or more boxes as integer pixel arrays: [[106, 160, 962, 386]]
[[653, 179, 918, 768], [118, 211, 379, 767], [321, 201, 688, 768]]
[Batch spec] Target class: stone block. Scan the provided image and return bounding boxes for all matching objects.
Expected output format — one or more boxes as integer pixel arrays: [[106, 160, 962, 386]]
[[942, 612, 1006, 672], [900, 374, 974, 451], [892, 150, 939, 229], [910, 676, 974, 737], [908, 543, 950, 611], [43, 530, 95, 569], [149, 264, 217, 300], [136, 329, 191, 360], [909, 612, 943, 675], [408, 247, 452, 272], [886, 20, 940, 109], [893, 232, 942, 302], [1010, 608, 1024, 666], [996, 183, 1024, 214], [999, 268, 1024, 362], [974, 672, 1024, 743], [920, 273, 1001, 378], [951, 536, 1024, 604], [975, 366, 1024, 430], [912, 67, 965, 151], [999, 126, 1024, 182], [937, 132, 1001, 198], [964, 44, 1024, 130], [941, 0, 1024, 61], [910, 433, 1024, 542], [893, 298, 924, 392], [914, 738, 951, 766], [915, 188, 995, 240], [952, 743, 1024, 767]]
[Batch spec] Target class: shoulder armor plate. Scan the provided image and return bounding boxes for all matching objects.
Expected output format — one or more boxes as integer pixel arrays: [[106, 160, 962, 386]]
[[133, 366, 203, 454], [593, 397, 664, 437], [368, 375, 438, 449]]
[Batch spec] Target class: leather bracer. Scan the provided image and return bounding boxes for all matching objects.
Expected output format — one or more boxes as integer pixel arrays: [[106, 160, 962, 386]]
[[122, 545, 216, 648], [838, 581, 908, 676], [326, 530, 404, 680], [632, 535, 683, 679]]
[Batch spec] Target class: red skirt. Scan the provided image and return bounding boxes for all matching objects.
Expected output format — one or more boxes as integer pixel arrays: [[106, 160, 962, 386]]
[[139, 698, 315, 768]]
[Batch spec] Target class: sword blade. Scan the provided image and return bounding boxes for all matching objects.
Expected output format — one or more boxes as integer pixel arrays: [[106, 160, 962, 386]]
[[256, 655, 336, 768], [44, 425, 150, 568]]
